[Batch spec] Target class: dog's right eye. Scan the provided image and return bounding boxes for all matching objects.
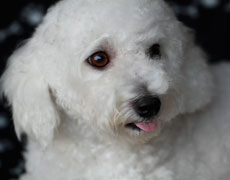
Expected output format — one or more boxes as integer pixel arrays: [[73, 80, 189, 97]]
[[87, 51, 110, 68]]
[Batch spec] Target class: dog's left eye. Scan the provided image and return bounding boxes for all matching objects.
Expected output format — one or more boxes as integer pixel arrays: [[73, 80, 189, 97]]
[[148, 44, 161, 59], [87, 51, 110, 68]]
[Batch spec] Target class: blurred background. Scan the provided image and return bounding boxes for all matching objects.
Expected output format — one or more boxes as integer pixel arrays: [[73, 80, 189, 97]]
[[0, 0, 229, 179]]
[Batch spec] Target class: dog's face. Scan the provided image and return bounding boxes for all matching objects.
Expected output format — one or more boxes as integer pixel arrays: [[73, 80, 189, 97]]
[[1, 0, 213, 146]]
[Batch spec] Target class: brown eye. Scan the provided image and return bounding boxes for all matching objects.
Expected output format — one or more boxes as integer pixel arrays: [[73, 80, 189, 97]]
[[87, 51, 109, 68], [149, 44, 161, 59]]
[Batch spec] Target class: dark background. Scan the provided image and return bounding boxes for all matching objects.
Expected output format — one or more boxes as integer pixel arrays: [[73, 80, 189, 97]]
[[0, 0, 229, 179]]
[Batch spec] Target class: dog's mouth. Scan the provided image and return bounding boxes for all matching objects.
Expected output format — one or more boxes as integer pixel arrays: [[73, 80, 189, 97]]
[[125, 121, 157, 132]]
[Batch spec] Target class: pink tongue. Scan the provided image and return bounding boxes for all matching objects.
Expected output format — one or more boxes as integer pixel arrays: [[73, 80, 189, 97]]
[[135, 121, 157, 132]]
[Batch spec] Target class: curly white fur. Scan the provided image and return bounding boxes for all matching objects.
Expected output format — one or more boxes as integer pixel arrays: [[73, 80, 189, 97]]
[[1, 0, 230, 179]]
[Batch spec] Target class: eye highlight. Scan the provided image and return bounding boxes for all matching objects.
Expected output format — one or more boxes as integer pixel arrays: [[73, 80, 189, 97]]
[[148, 44, 161, 59], [87, 51, 110, 68]]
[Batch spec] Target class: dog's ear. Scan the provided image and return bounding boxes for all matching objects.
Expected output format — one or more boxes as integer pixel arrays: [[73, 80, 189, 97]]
[[1, 44, 60, 147], [180, 28, 214, 114]]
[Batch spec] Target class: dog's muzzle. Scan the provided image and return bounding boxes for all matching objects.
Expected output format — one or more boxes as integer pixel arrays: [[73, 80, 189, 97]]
[[126, 96, 161, 132], [133, 95, 161, 119]]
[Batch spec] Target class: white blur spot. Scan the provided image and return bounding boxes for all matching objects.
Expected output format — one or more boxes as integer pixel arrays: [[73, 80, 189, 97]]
[[187, 6, 199, 18], [28, 11, 44, 25], [21, 4, 44, 26], [200, 0, 219, 8], [8, 22, 22, 34], [0, 114, 8, 129], [171, 4, 199, 19], [0, 22, 22, 42], [0, 31, 7, 42]]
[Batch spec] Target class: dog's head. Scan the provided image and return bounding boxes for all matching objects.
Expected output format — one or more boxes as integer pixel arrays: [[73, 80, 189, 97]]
[[1, 0, 213, 146]]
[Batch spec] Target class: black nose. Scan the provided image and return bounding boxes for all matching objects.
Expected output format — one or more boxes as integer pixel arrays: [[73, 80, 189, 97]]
[[133, 96, 161, 118]]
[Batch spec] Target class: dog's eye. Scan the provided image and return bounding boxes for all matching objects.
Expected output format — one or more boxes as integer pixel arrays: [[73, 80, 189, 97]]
[[149, 44, 161, 59], [87, 51, 110, 68]]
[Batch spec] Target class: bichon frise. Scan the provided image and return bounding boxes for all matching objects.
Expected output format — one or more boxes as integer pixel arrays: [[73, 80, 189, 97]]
[[1, 0, 230, 179]]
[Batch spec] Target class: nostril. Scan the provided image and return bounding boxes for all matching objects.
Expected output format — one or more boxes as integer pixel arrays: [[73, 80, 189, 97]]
[[133, 96, 161, 118]]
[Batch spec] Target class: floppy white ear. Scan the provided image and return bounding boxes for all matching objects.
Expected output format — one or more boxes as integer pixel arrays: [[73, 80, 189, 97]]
[[180, 37, 214, 114], [1, 44, 60, 147]]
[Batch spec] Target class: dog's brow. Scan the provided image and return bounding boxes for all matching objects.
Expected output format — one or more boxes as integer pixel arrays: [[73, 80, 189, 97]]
[[81, 34, 113, 60]]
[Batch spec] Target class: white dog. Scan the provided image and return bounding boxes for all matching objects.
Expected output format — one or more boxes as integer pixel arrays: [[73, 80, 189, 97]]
[[1, 0, 230, 179]]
